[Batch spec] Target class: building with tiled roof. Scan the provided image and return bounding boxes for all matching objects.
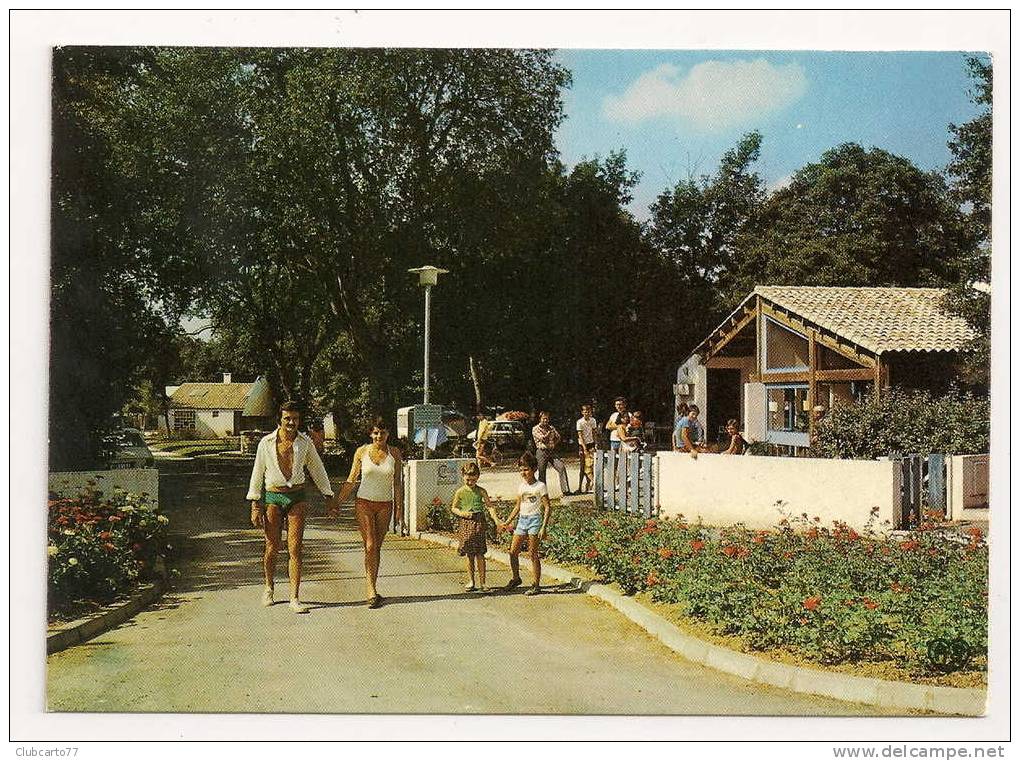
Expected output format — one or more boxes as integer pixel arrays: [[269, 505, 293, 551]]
[[676, 287, 976, 452], [167, 374, 274, 438]]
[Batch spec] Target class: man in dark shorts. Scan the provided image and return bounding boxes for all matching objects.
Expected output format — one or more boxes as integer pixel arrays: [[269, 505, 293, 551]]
[[247, 401, 335, 613]]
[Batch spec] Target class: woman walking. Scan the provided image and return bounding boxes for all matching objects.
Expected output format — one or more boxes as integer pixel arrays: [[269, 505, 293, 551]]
[[335, 417, 404, 608]]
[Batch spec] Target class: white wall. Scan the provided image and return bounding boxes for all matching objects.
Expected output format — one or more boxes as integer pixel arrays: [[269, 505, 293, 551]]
[[656, 452, 898, 531], [403, 458, 476, 533], [947, 454, 989, 522], [744, 382, 766, 442], [195, 410, 238, 438]]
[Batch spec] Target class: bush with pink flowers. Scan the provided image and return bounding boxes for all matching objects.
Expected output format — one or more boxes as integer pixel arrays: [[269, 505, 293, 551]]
[[47, 483, 170, 617]]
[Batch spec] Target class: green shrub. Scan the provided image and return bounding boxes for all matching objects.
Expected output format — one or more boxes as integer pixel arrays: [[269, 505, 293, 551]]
[[542, 504, 987, 675], [48, 484, 171, 615], [812, 388, 989, 459]]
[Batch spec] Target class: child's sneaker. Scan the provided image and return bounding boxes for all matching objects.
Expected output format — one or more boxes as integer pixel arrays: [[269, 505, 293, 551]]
[[289, 599, 310, 614], [524, 585, 541, 596], [464, 583, 477, 592], [261, 587, 274, 607]]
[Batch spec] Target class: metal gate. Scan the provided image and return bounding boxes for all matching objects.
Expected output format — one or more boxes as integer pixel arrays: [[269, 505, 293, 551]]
[[593, 450, 656, 517], [892, 452, 947, 528]]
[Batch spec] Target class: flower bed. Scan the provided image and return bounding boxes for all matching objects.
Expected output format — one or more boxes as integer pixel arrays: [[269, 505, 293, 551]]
[[48, 484, 171, 619], [538, 504, 986, 677]]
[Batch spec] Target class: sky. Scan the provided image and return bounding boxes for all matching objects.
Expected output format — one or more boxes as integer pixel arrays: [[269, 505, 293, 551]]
[[554, 50, 987, 220]]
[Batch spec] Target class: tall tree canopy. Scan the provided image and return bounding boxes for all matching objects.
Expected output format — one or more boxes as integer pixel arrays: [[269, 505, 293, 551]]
[[944, 55, 992, 388], [55, 47, 573, 444], [732, 143, 967, 291], [50, 48, 186, 468]]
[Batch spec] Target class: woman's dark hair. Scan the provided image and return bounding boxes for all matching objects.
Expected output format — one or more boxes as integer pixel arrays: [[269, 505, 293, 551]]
[[517, 452, 537, 470], [365, 415, 389, 434], [726, 418, 740, 428]]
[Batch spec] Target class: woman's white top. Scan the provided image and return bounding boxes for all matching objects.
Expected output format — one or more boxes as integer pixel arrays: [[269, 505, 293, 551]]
[[357, 447, 395, 502], [246, 430, 333, 501]]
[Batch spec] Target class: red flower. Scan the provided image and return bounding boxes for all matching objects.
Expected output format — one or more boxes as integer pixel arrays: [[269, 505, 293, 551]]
[[104, 542, 116, 551], [645, 570, 660, 586], [805, 527, 819, 540], [802, 596, 822, 611], [690, 540, 705, 554], [967, 526, 984, 540], [721, 545, 738, 558], [736, 546, 750, 559], [782, 551, 794, 560], [752, 532, 767, 544], [99, 531, 112, 540], [645, 519, 658, 529], [584, 548, 599, 560], [846, 529, 860, 542], [798, 617, 809, 625], [56, 516, 69, 526], [862, 598, 879, 610], [657, 547, 673, 559], [900, 540, 919, 552], [108, 515, 122, 523]]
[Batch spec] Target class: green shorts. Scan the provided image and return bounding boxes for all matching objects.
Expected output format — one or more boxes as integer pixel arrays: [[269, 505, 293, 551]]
[[264, 490, 307, 515]]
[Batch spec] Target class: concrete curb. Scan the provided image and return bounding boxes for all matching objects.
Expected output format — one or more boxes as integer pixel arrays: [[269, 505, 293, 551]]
[[47, 557, 168, 655], [415, 531, 986, 716]]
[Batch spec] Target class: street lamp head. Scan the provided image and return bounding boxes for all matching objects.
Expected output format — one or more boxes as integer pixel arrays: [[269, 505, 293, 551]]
[[408, 265, 449, 287]]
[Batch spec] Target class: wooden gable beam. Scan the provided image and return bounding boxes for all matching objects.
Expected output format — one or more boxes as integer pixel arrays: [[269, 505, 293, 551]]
[[704, 307, 756, 360], [759, 302, 877, 369]]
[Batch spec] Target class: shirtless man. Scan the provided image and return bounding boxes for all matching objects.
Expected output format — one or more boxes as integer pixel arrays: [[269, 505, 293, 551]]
[[246, 401, 335, 613]]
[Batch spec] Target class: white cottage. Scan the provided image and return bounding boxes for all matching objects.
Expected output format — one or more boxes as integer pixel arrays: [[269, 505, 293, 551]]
[[167, 374, 274, 438], [676, 286, 975, 453]]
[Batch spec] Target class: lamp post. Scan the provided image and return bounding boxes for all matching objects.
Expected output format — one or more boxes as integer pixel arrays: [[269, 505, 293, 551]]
[[408, 265, 448, 459]]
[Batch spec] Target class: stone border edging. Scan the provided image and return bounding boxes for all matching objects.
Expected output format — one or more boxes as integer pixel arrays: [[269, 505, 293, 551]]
[[415, 531, 985, 716], [46, 557, 168, 655]]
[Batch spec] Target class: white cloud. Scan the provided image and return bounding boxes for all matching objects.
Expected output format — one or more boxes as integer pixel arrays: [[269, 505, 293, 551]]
[[603, 59, 807, 130]]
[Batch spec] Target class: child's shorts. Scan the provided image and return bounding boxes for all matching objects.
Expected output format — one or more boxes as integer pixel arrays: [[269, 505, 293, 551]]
[[514, 513, 543, 536]]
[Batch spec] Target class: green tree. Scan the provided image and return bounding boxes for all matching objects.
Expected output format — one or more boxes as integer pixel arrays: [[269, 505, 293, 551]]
[[61, 47, 571, 445], [50, 47, 189, 468], [648, 131, 765, 306], [733, 143, 967, 292], [944, 55, 992, 388]]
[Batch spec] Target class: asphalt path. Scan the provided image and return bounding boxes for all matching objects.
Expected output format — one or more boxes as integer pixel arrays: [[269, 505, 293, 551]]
[[46, 463, 898, 715]]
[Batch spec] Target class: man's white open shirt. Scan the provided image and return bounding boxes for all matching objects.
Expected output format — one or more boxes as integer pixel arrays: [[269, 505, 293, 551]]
[[246, 430, 334, 501]]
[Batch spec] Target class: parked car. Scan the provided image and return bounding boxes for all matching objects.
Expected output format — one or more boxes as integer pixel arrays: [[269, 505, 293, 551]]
[[103, 428, 156, 469], [466, 420, 528, 451]]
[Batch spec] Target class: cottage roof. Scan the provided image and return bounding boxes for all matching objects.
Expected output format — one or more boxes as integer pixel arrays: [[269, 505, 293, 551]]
[[169, 382, 255, 410], [694, 286, 977, 361], [753, 286, 976, 354]]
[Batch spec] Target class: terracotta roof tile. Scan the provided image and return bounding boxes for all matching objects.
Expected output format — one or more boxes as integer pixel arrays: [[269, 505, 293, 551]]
[[754, 286, 975, 353], [169, 382, 254, 410]]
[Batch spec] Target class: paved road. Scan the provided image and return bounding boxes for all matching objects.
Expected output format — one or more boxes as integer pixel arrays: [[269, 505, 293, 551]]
[[47, 464, 895, 715]]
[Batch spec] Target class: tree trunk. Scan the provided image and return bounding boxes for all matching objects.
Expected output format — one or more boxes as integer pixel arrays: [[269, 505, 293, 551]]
[[468, 354, 483, 414]]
